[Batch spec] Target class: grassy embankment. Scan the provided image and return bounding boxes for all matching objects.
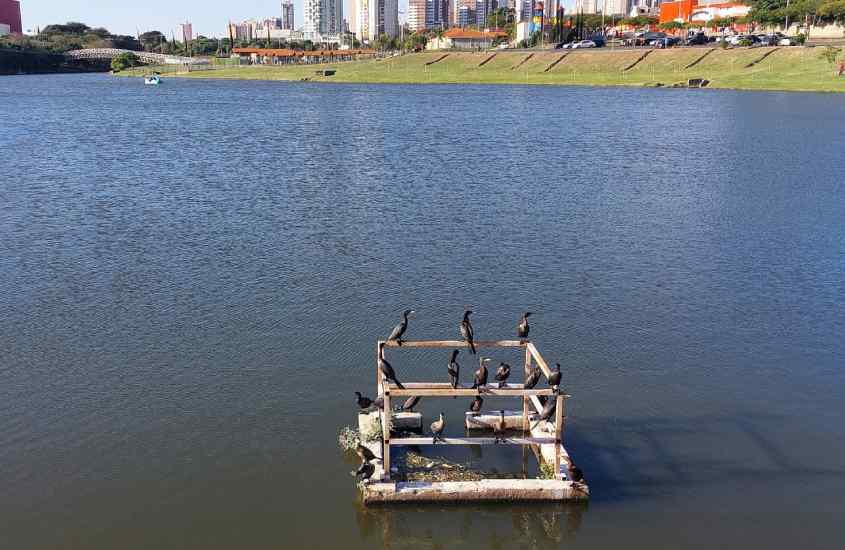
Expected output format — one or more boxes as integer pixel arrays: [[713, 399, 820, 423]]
[[120, 48, 845, 92]]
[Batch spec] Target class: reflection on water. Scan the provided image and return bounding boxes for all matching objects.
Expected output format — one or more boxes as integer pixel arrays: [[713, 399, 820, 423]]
[[355, 502, 587, 549]]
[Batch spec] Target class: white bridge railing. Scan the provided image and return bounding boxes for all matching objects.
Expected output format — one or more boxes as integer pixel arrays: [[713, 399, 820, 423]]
[[65, 49, 209, 65]]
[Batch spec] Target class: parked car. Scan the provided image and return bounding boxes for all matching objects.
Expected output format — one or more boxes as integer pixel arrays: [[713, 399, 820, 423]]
[[756, 34, 779, 46], [572, 40, 597, 49], [778, 37, 796, 46], [685, 32, 708, 46]]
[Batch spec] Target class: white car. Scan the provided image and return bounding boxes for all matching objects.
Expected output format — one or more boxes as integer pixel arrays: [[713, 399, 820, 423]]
[[778, 37, 795, 46], [572, 40, 597, 49]]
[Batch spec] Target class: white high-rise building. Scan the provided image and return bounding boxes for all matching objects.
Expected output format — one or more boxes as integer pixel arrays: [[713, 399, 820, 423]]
[[604, 0, 631, 14], [304, 0, 344, 37], [573, 0, 598, 13]]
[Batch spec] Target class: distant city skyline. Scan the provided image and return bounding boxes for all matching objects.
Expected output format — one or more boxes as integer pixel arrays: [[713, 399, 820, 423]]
[[21, 0, 596, 38]]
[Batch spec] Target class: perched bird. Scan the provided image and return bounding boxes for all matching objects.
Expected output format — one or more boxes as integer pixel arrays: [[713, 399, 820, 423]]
[[568, 463, 584, 483], [352, 459, 375, 481], [371, 396, 385, 411], [469, 395, 483, 414], [530, 398, 557, 430], [460, 309, 476, 355], [472, 357, 491, 389], [524, 366, 542, 390], [398, 396, 421, 412], [548, 363, 562, 390], [355, 391, 373, 410], [447, 349, 460, 389], [387, 309, 414, 346], [378, 347, 405, 389], [495, 362, 511, 388], [537, 394, 548, 407], [493, 410, 507, 443], [431, 412, 446, 444], [517, 312, 532, 339], [355, 443, 376, 463]]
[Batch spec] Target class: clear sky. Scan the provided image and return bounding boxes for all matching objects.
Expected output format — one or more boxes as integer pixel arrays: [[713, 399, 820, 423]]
[[20, 0, 585, 38], [19, 0, 390, 38]]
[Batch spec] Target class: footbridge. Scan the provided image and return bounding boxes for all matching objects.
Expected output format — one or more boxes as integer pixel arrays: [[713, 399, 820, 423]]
[[65, 49, 209, 65]]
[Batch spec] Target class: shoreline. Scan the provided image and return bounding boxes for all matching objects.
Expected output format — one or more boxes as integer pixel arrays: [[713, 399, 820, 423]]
[[117, 48, 845, 94]]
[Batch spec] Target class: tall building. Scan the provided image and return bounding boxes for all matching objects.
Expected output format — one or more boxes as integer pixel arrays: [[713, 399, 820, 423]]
[[0, 0, 21, 34], [605, 0, 631, 14], [281, 1, 295, 30], [516, 0, 533, 22], [304, 0, 344, 36], [573, 0, 598, 13], [178, 22, 193, 43], [426, 0, 451, 29], [453, 0, 476, 25], [408, 0, 427, 31], [457, 5, 475, 26], [475, 0, 498, 27], [349, 0, 358, 35], [366, 0, 398, 40]]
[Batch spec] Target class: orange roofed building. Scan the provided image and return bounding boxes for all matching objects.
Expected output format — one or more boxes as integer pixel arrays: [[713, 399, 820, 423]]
[[659, 0, 750, 25], [426, 28, 509, 50]]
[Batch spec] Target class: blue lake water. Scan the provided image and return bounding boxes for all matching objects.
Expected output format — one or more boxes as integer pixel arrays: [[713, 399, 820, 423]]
[[1, 73, 844, 549]]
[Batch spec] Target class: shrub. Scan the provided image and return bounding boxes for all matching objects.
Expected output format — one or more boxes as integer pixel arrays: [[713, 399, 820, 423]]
[[110, 51, 138, 72]]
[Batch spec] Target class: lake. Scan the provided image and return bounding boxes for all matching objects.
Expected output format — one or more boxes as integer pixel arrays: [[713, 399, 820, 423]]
[[1, 73, 844, 549]]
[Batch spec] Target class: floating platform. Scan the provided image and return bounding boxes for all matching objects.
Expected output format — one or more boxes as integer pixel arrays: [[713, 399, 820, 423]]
[[362, 479, 588, 504], [355, 339, 589, 504]]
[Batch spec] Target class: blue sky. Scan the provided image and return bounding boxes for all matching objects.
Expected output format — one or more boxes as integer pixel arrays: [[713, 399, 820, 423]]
[[21, 0, 391, 37], [21, 0, 584, 38]]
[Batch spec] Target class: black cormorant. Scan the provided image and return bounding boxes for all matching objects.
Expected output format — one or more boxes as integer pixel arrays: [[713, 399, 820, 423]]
[[430, 412, 446, 444], [548, 363, 562, 390], [460, 310, 476, 355], [530, 398, 557, 430], [472, 357, 490, 388], [524, 367, 541, 390], [355, 391, 373, 410], [387, 309, 414, 346], [356, 443, 376, 463], [469, 395, 483, 414], [447, 349, 460, 389], [495, 362, 511, 388], [493, 410, 506, 443], [378, 347, 405, 389], [353, 459, 375, 481], [399, 396, 421, 412], [517, 312, 532, 339], [568, 463, 584, 483]]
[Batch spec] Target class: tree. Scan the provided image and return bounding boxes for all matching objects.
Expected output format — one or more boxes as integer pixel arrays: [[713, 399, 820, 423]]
[[658, 21, 687, 32], [139, 31, 166, 51], [110, 51, 139, 72], [818, 0, 845, 22]]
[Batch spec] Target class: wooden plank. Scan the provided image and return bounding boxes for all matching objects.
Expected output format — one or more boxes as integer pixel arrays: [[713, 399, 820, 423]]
[[388, 383, 555, 397], [389, 436, 557, 446], [380, 339, 525, 349], [554, 394, 564, 479], [376, 342, 384, 396], [523, 346, 532, 432], [362, 479, 589, 504], [526, 343, 552, 378], [465, 410, 536, 430], [381, 385, 391, 480]]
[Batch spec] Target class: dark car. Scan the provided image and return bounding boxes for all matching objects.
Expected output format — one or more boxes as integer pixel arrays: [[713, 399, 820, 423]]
[[588, 35, 606, 47], [685, 32, 708, 46]]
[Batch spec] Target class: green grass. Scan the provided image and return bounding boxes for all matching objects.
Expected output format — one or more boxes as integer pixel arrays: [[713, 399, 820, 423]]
[[117, 48, 845, 93]]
